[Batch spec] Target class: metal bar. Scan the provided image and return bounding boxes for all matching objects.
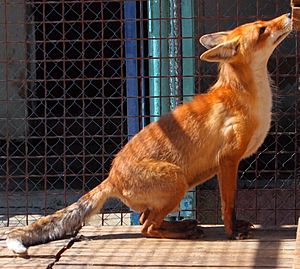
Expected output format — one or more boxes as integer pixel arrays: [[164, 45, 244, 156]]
[[42, 0, 48, 217], [180, 0, 196, 219], [139, 0, 146, 128], [124, 0, 139, 139], [181, 0, 195, 102], [120, 0, 126, 226], [124, 0, 140, 225], [148, 0, 169, 122], [3, 0, 9, 227], [62, 0, 67, 208], [169, 0, 182, 110]]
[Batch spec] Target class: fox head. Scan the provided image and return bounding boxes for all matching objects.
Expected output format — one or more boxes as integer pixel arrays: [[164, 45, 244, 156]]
[[199, 14, 292, 65]]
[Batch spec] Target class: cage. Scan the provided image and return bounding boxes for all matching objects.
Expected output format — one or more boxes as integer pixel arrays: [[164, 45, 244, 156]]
[[0, 0, 299, 227]]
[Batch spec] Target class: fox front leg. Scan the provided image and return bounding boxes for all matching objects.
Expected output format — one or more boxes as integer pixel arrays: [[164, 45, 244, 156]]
[[218, 159, 252, 239]]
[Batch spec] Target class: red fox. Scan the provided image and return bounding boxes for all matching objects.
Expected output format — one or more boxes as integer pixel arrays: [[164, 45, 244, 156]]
[[6, 14, 292, 254]]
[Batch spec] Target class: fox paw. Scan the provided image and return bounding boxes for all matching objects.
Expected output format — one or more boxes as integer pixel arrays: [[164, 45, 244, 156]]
[[236, 219, 254, 230], [179, 219, 199, 230], [186, 226, 204, 239], [230, 219, 254, 240], [232, 232, 252, 240]]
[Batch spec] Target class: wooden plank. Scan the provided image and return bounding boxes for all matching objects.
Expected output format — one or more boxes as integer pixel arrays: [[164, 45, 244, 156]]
[[0, 257, 53, 264], [0, 257, 55, 269], [58, 245, 295, 259], [0, 266, 47, 269], [54, 266, 290, 269], [78, 224, 296, 233], [77, 225, 296, 242], [61, 243, 295, 253], [292, 7, 300, 30], [68, 239, 296, 251], [68, 241, 296, 252], [0, 225, 296, 269], [291, 0, 300, 7], [0, 227, 12, 240], [55, 257, 293, 268], [54, 252, 296, 261], [293, 218, 300, 269], [55, 225, 296, 269], [72, 237, 296, 243]]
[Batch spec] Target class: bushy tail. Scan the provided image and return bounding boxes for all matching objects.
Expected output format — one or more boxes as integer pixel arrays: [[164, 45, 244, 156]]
[[6, 178, 114, 254]]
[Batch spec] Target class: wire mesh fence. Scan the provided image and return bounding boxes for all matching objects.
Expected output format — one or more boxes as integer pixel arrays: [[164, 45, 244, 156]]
[[0, 0, 299, 227]]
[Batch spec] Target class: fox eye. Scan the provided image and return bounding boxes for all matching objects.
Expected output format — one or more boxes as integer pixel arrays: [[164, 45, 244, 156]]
[[259, 26, 266, 36]]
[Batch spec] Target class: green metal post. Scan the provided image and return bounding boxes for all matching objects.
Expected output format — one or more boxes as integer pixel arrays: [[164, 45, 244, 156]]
[[148, 0, 170, 122], [182, 0, 195, 102], [181, 0, 196, 219]]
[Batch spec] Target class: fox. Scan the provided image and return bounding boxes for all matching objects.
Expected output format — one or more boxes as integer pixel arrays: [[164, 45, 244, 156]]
[[6, 14, 292, 254]]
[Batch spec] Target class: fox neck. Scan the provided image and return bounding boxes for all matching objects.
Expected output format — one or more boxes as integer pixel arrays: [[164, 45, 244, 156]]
[[215, 61, 269, 92], [214, 61, 272, 109], [250, 63, 273, 111]]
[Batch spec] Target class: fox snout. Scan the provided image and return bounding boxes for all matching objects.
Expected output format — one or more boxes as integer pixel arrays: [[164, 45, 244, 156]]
[[268, 13, 292, 45]]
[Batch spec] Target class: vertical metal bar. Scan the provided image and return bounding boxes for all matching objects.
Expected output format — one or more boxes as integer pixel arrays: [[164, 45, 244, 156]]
[[42, 0, 48, 217], [100, 1, 105, 226], [124, 0, 139, 139], [168, 0, 181, 220], [160, 0, 170, 116], [62, 0, 67, 207], [236, 0, 239, 26], [81, 1, 86, 197], [120, 0, 125, 226], [4, 0, 9, 227], [124, 0, 140, 225], [255, 0, 259, 225], [99, 1, 106, 226], [181, 0, 196, 219], [274, 0, 279, 226], [139, 0, 146, 128], [148, 0, 169, 122], [148, 0, 159, 121], [23, 1, 29, 225], [295, 26, 299, 225], [182, 0, 195, 103], [216, 0, 220, 223], [169, 0, 182, 110]]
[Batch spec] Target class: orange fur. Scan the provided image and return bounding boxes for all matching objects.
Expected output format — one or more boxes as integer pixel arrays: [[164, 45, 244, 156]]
[[6, 14, 292, 254]]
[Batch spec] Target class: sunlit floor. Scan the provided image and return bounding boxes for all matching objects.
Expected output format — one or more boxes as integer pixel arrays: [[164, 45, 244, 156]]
[[0, 223, 298, 268]]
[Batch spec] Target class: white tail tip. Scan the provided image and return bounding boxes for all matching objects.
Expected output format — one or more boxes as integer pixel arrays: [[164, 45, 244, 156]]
[[6, 238, 27, 254]]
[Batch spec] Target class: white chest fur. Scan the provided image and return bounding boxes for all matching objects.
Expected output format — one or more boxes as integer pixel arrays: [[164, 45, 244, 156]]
[[243, 68, 272, 158]]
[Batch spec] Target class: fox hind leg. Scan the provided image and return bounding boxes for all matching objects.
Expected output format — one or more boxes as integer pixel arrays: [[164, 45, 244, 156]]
[[140, 208, 203, 239], [160, 219, 201, 233], [140, 208, 200, 233], [121, 160, 202, 239]]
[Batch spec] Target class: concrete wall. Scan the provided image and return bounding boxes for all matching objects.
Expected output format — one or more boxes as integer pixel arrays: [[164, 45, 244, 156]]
[[0, 2, 32, 139]]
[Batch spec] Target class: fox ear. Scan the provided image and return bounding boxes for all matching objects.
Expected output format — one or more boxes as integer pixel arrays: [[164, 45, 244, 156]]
[[200, 38, 240, 62], [199, 31, 230, 49]]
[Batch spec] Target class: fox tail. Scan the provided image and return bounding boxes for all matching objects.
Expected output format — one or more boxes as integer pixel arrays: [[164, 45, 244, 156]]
[[6, 179, 113, 254]]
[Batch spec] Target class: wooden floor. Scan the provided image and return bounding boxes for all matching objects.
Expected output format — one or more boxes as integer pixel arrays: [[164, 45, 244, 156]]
[[0, 223, 298, 269]]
